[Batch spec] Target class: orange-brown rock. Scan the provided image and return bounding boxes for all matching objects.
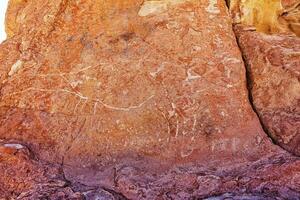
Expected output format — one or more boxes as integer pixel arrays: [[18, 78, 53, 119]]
[[228, 0, 300, 156], [0, 0, 299, 199], [235, 26, 300, 156]]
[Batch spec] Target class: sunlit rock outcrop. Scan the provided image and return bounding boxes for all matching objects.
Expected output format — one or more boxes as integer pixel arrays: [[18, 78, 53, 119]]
[[229, 0, 300, 36], [0, 0, 299, 199]]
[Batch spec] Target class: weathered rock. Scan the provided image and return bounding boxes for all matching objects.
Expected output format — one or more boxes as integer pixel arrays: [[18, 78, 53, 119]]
[[235, 27, 300, 156], [1, 0, 272, 173], [228, 0, 300, 36], [0, 141, 83, 199], [0, 0, 299, 199], [228, 0, 300, 156]]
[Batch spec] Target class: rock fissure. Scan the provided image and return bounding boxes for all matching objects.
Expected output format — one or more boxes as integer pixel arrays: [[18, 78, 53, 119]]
[[226, 0, 300, 156], [224, 0, 279, 152], [230, 27, 285, 152]]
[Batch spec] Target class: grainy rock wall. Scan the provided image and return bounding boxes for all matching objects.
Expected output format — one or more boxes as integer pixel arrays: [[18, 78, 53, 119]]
[[0, 0, 299, 199]]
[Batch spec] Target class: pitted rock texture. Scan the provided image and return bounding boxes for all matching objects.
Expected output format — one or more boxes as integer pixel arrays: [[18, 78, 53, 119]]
[[0, 0, 300, 199]]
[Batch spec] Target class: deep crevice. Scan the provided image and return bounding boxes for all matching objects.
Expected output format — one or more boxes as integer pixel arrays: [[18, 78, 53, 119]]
[[234, 33, 280, 147], [233, 31, 299, 158], [223, 1, 291, 153]]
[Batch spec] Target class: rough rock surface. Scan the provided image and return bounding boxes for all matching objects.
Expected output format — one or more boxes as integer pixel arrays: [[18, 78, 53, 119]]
[[0, 0, 299, 199], [235, 27, 300, 156], [229, 0, 300, 156], [228, 0, 300, 36]]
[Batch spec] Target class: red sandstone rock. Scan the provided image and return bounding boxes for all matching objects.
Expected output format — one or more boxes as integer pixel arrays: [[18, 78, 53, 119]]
[[228, 0, 300, 156], [0, 141, 82, 199], [235, 26, 300, 156], [0, 0, 299, 199]]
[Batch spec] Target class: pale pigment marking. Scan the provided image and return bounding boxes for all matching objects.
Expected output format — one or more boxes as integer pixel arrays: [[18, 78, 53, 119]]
[[43, 14, 55, 23], [185, 68, 201, 81], [181, 148, 194, 158], [4, 143, 24, 149], [220, 111, 225, 117], [205, 0, 220, 14], [225, 57, 241, 64], [93, 102, 98, 115], [211, 139, 228, 151], [192, 45, 202, 52], [175, 119, 179, 138], [70, 80, 83, 88], [81, 99, 88, 112], [168, 103, 177, 117], [225, 68, 232, 78], [96, 95, 155, 112], [168, 110, 176, 117], [73, 99, 82, 114], [211, 138, 241, 152], [7, 87, 154, 112], [158, 110, 171, 137], [37, 65, 95, 78], [231, 138, 240, 152], [256, 136, 263, 145], [138, 0, 189, 17], [8, 60, 23, 76], [150, 63, 165, 78]]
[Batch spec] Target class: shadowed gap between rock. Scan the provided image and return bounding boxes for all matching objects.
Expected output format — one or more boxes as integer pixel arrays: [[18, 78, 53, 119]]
[[222, 0, 299, 157]]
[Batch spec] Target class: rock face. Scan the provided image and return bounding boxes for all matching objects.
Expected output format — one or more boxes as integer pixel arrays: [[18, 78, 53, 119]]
[[0, 141, 83, 199], [235, 27, 300, 156], [229, 0, 300, 156], [0, 0, 299, 199]]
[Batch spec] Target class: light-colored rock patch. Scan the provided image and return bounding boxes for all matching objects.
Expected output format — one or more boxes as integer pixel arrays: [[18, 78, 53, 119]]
[[138, 0, 190, 17], [8, 60, 23, 76]]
